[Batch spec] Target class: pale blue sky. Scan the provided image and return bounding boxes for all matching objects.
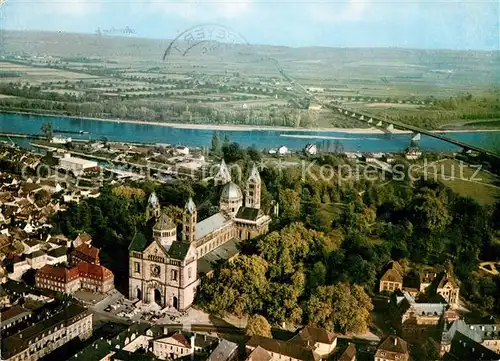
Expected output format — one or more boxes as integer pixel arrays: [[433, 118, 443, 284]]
[[1, 0, 499, 50]]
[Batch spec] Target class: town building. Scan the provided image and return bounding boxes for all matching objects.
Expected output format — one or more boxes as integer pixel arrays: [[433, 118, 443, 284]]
[[288, 326, 337, 357], [440, 319, 500, 358], [58, 153, 99, 176], [151, 331, 218, 360], [0, 303, 92, 361], [404, 147, 422, 160], [35, 262, 114, 294], [207, 339, 239, 361], [35, 264, 81, 293], [245, 326, 337, 361], [128, 162, 271, 310], [379, 261, 403, 293], [374, 335, 409, 361], [71, 243, 100, 265], [395, 291, 459, 338], [337, 343, 356, 361], [246, 335, 322, 361], [304, 144, 317, 155], [430, 271, 460, 306], [0, 305, 32, 331]]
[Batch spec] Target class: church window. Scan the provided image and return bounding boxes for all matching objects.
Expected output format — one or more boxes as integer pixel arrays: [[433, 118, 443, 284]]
[[188, 267, 192, 279], [171, 270, 178, 281], [134, 262, 141, 273]]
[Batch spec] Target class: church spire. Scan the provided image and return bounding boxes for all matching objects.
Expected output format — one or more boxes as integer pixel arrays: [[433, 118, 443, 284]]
[[183, 198, 197, 243], [245, 163, 261, 209], [214, 159, 231, 186]]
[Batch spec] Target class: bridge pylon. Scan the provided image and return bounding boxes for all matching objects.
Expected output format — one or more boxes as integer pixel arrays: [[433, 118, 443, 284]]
[[376, 120, 383, 127], [368, 118, 373, 124], [411, 133, 421, 141], [351, 112, 356, 117], [359, 115, 364, 121], [386, 124, 394, 132]]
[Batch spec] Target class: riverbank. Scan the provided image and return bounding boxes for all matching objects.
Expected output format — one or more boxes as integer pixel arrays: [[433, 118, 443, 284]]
[[3, 110, 500, 135]]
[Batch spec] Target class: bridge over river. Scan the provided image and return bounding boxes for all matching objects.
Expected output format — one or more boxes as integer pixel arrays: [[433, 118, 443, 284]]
[[324, 104, 500, 159]]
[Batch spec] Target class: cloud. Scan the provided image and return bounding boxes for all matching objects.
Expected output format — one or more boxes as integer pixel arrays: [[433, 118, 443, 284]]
[[308, 0, 372, 22], [148, 0, 254, 21]]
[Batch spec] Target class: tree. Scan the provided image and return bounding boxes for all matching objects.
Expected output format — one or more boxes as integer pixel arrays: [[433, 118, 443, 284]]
[[245, 314, 272, 338], [211, 132, 221, 155], [41, 122, 53, 141], [306, 283, 373, 334]]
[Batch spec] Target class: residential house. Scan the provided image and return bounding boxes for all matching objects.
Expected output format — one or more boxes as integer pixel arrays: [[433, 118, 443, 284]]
[[26, 250, 48, 269], [46, 246, 69, 265], [22, 238, 41, 254], [395, 291, 459, 338], [245, 346, 272, 361], [431, 271, 460, 306], [73, 233, 92, 248], [71, 244, 100, 265], [337, 343, 356, 361], [374, 336, 409, 361], [278, 146, 289, 156], [304, 144, 317, 156], [207, 339, 239, 361], [246, 335, 322, 361], [289, 326, 337, 357], [0, 305, 32, 330], [151, 331, 218, 360], [404, 147, 422, 160], [440, 319, 500, 358], [0, 303, 92, 361], [379, 261, 403, 293]]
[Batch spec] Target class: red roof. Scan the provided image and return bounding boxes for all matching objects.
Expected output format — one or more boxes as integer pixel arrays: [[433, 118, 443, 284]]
[[36, 264, 79, 283], [77, 262, 113, 281], [73, 244, 100, 262]]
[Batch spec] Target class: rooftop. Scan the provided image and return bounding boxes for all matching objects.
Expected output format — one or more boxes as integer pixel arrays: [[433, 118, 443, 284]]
[[195, 212, 231, 240], [1, 303, 89, 359], [198, 238, 241, 275], [73, 243, 100, 261], [208, 339, 238, 361], [235, 207, 260, 222], [375, 336, 408, 356], [167, 241, 192, 261], [247, 336, 321, 361]]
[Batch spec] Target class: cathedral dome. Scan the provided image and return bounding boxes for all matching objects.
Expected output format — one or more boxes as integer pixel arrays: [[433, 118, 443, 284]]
[[221, 182, 243, 201]]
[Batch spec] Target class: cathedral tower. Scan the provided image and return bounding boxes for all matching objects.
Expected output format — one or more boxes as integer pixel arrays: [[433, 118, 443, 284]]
[[146, 191, 161, 220], [245, 163, 261, 209], [153, 211, 177, 249], [214, 159, 231, 186], [183, 198, 197, 243]]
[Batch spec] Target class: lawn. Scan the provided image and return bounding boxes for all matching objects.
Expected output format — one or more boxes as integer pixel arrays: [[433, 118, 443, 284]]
[[415, 159, 500, 205]]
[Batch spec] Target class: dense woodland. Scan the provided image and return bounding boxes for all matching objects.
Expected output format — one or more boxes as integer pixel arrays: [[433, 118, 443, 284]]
[[44, 145, 500, 336]]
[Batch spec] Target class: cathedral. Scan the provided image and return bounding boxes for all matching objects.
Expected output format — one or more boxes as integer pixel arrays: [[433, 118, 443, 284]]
[[128, 161, 271, 311]]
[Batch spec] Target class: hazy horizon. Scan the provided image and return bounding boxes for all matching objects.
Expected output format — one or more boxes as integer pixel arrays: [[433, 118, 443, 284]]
[[1, 0, 499, 51]]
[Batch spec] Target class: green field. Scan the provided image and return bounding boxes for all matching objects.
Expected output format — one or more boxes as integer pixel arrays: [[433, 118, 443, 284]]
[[0, 30, 499, 130], [415, 159, 500, 205]]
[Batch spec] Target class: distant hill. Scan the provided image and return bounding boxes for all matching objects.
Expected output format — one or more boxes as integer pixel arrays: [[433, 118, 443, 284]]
[[1, 30, 499, 86]]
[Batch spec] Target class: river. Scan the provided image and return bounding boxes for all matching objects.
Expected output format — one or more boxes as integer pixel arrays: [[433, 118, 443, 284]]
[[1, 112, 499, 153]]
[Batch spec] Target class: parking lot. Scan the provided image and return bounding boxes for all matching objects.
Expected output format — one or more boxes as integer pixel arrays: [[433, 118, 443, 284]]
[[87, 290, 212, 326]]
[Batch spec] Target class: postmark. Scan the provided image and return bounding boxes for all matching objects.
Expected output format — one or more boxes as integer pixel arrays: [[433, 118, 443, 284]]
[[163, 23, 250, 60]]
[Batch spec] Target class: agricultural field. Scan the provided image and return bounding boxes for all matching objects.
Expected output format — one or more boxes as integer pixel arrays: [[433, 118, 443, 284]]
[[0, 30, 499, 130]]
